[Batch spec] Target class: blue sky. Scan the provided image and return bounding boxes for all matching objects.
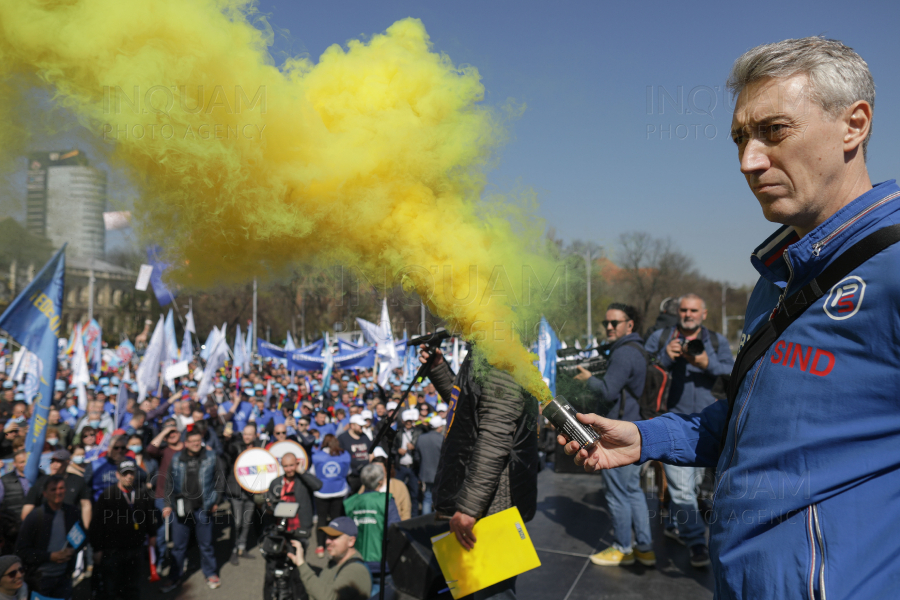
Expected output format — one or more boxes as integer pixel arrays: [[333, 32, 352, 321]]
[[7, 0, 899, 285], [255, 0, 900, 285]]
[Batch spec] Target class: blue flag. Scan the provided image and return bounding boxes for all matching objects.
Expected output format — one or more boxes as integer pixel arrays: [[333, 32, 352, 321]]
[[0, 246, 65, 483], [537, 316, 561, 396], [147, 246, 176, 306]]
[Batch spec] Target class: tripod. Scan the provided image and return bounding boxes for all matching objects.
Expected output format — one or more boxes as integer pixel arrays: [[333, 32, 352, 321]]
[[370, 330, 449, 600]]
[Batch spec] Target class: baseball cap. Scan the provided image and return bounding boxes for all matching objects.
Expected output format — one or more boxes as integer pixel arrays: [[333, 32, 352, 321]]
[[401, 409, 418, 422], [51, 449, 71, 462], [360, 410, 373, 420], [118, 460, 137, 474], [319, 516, 358, 538], [372, 446, 388, 459], [386, 401, 398, 411], [349, 415, 366, 426], [436, 402, 448, 411], [430, 416, 446, 428]]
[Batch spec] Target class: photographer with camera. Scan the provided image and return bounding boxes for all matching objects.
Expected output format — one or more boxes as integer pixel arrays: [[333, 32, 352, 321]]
[[573, 303, 655, 568], [262, 453, 323, 600], [644, 293, 733, 568], [286, 517, 371, 600]]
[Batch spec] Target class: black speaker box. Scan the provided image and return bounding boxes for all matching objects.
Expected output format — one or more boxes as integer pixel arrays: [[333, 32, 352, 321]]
[[386, 513, 453, 599]]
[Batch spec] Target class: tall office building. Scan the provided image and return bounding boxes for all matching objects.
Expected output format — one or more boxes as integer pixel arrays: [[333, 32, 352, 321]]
[[26, 149, 107, 258]]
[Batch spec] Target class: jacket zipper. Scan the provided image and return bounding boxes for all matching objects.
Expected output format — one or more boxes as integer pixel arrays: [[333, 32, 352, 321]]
[[812, 505, 827, 600], [715, 248, 796, 499], [807, 507, 816, 600], [812, 191, 900, 256]]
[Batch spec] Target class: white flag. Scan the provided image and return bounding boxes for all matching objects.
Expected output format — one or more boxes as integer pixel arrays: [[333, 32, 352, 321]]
[[136, 315, 165, 401], [184, 308, 196, 334], [71, 330, 91, 411]]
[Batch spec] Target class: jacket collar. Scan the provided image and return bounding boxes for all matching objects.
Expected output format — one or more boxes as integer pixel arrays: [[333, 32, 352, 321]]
[[751, 180, 900, 292], [609, 332, 644, 352]]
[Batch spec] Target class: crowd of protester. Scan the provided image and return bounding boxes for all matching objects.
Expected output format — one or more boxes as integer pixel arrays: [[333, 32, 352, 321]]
[[0, 354, 449, 599]]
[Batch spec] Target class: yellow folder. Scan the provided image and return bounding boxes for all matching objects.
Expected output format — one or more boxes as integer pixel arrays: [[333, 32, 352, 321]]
[[431, 506, 541, 599]]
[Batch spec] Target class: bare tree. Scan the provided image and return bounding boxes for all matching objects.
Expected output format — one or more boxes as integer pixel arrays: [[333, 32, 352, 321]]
[[614, 232, 697, 324]]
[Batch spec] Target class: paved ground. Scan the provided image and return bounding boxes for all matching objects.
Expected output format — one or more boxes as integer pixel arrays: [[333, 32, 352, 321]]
[[73, 467, 714, 600]]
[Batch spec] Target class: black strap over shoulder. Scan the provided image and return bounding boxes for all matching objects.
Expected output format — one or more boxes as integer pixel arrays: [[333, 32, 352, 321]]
[[724, 223, 900, 435]]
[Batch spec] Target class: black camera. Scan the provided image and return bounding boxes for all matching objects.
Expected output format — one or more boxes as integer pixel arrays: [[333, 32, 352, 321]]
[[556, 345, 610, 377], [682, 338, 705, 357], [260, 502, 308, 559]]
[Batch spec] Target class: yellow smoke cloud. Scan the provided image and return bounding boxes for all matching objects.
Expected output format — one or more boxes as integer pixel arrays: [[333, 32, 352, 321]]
[[0, 0, 563, 404]]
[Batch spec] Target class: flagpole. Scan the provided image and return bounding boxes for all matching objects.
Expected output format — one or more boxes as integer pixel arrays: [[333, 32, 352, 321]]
[[87, 261, 95, 322], [252, 278, 258, 356]]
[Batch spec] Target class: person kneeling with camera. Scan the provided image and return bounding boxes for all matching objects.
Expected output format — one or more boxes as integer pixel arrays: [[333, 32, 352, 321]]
[[286, 517, 371, 600], [263, 453, 323, 600]]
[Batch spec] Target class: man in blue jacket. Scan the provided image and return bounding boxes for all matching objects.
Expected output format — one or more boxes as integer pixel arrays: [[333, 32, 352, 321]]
[[561, 37, 895, 599], [573, 302, 654, 568], [644, 293, 733, 568]]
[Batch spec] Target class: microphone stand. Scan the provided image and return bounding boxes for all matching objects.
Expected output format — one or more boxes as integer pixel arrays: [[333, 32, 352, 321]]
[[370, 337, 444, 600]]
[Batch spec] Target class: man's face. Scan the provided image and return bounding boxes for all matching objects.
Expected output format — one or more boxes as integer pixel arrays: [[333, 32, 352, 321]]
[[165, 429, 180, 445], [48, 409, 59, 424], [315, 413, 326, 426], [604, 309, 633, 342], [282, 454, 297, 479], [14, 453, 27, 473], [297, 419, 310, 432], [325, 533, 354, 560], [273, 425, 287, 440], [108, 438, 127, 462], [349, 422, 362, 435], [375, 405, 385, 417], [404, 419, 414, 430], [12, 404, 25, 418], [117, 470, 135, 489], [184, 434, 203, 453], [679, 297, 707, 332], [44, 481, 66, 506], [732, 74, 853, 234], [49, 458, 67, 475], [242, 425, 257, 445]]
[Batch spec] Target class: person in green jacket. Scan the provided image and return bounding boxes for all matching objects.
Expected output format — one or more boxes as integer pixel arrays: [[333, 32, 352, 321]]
[[287, 516, 371, 600]]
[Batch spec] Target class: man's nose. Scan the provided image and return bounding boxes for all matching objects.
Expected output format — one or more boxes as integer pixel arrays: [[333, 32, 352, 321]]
[[740, 138, 771, 174]]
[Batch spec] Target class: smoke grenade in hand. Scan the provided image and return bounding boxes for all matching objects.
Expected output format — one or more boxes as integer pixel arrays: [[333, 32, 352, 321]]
[[543, 395, 599, 450]]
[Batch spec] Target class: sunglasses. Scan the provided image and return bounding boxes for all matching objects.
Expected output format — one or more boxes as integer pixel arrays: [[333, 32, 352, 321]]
[[111, 445, 126, 451], [4, 568, 23, 577], [601, 319, 631, 328], [274, 431, 287, 436]]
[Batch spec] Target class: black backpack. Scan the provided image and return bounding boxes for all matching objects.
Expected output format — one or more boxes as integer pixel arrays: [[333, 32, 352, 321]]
[[620, 342, 672, 420]]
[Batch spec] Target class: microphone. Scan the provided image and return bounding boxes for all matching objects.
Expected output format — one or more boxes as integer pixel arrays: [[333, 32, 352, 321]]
[[407, 328, 451, 348]]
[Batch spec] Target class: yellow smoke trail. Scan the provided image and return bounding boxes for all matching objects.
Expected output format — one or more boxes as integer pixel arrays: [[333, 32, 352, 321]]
[[0, 0, 562, 404]]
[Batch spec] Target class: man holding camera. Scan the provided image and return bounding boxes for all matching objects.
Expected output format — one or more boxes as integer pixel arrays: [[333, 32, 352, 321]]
[[644, 294, 733, 568], [263, 453, 323, 600], [573, 303, 654, 568]]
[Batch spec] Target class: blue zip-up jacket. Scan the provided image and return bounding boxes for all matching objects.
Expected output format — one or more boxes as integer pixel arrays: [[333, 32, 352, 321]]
[[636, 180, 900, 599], [585, 332, 645, 422], [644, 326, 734, 414], [165, 448, 223, 512]]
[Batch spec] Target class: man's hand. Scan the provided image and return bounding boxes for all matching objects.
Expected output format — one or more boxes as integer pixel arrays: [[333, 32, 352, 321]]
[[449, 511, 477, 551], [398, 447, 407, 456], [51, 548, 75, 563], [406, 443, 415, 451], [287, 540, 306, 566], [211, 504, 218, 514], [573, 365, 592, 382], [683, 350, 710, 370], [557, 413, 642, 473], [418, 345, 445, 366], [666, 338, 684, 361], [162, 507, 172, 519]]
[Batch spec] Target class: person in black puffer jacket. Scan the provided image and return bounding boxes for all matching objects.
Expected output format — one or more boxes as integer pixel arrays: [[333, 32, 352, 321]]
[[421, 343, 538, 600]]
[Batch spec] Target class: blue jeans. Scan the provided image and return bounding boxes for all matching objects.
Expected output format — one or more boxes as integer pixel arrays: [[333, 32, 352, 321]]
[[602, 463, 652, 553], [663, 464, 707, 548], [171, 509, 217, 579], [422, 483, 434, 514], [154, 497, 173, 566]]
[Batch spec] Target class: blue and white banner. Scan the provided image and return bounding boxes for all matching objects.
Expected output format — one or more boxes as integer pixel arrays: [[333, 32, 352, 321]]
[[335, 346, 376, 369], [258, 339, 286, 360], [287, 351, 325, 371], [0, 246, 65, 483]]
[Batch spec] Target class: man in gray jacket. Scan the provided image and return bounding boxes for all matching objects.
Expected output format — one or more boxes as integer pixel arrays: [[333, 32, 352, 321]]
[[415, 417, 445, 514], [421, 343, 539, 600]]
